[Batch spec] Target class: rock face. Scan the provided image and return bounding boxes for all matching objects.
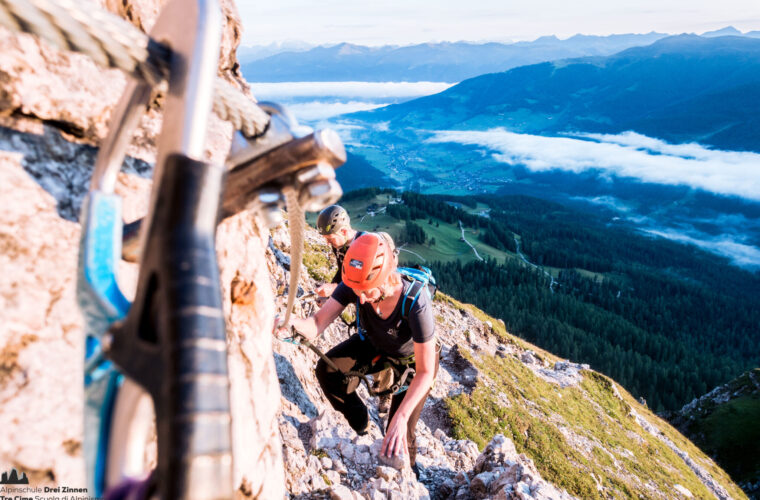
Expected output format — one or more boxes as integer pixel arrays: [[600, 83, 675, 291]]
[[0, 0, 247, 154], [268, 229, 578, 500], [0, 153, 85, 486], [267, 224, 748, 499], [0, 0, 284, 497], [218, 214, 285, 498]]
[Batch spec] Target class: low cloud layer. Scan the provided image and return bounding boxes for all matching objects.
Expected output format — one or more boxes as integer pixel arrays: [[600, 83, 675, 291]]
[[574, 194, 760, 268], [428, 129, 760, 201], [642, 228, 760, 268], [313, 120, 365, 146], [572, 195, 635, 213], [250, 81, 454, 100], [286, 101, 388, 121]]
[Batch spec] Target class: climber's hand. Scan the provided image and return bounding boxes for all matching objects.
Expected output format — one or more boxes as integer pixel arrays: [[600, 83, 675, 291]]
[[381, 412, 409, 458], [272, 315, 289, 338]]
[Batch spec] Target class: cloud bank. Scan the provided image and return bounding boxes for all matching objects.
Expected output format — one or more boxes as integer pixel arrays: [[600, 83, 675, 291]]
[[312, 119, 366, 146], [427, 129, 760, 201], [642, 228, 760, 268], [285, 101, 388, 121], [250, 81, 454, 100], [572, 195, 635, 213]]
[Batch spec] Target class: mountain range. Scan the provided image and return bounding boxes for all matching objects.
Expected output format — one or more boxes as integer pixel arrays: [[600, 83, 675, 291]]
[[241, 27, 760, 83], [237, 41, 314, 64], [352, 34, 760, 152], [324, 34, 760, 270], [242, 32, 668, 82]]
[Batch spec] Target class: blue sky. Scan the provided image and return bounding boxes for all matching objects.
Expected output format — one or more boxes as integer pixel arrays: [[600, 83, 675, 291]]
[[238, 0, 760, 46]]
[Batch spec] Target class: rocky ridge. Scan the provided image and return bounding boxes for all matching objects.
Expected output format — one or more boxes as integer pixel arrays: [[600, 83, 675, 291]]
[[666, 369, 760, 498], [268, 226, 582, 499], [268, 226, 747, 499]]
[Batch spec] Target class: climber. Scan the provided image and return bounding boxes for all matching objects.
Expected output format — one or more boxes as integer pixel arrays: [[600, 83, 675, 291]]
[[315, 204, 362, 298], [314, 206, 396, 417], [275, 232, 438, 475]]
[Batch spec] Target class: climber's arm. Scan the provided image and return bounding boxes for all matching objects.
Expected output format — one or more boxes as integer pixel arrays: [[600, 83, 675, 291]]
[[282, 297, 345, 342]]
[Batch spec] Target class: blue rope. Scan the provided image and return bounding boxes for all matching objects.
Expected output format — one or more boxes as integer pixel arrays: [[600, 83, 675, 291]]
[[277, 335, 302, 346]]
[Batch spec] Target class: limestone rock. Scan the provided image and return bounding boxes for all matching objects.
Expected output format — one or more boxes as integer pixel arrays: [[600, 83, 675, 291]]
[[0, 158, 85, 488], [378, 451, 408, 470], [463, 435, 575, 500], [0, 0, 284, 496], [470, 471, 498, 498], [330, 483, 356, 500], [376, 465, 398, 482], [0, 28, 126, 144]]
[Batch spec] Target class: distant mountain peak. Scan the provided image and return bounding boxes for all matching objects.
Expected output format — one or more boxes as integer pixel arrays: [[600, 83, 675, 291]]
[[701, 26, 743, 37], [534, 35, 560, 43], [325, 42, 373, 56]]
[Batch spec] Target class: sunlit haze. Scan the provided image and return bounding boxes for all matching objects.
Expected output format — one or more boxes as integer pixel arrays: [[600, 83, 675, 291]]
[[238, 0, 760, 46]]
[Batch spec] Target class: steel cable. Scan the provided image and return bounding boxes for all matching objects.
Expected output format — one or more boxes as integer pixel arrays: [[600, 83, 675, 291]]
[[0, 0, 270, 137]]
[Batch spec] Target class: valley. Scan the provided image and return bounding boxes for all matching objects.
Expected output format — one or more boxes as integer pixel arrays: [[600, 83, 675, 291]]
[[311, 189, 760, 415]]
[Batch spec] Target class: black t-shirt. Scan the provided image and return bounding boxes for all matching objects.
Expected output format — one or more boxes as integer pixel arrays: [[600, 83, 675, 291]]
[[331, 279, 435, 358]]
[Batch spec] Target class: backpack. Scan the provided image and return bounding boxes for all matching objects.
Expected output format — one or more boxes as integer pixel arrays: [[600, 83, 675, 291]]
[[355, 264, 437, 340], [397, 265, 437, 318], [354, 265, 438, 393]]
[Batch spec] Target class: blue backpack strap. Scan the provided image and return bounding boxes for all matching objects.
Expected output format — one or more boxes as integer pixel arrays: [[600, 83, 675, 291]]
[[355, 298, 365, 340], [401, 279, 425, 320]]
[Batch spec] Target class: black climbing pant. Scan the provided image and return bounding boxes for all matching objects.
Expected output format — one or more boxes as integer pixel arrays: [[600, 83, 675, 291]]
[[315, 334, 439, 466]]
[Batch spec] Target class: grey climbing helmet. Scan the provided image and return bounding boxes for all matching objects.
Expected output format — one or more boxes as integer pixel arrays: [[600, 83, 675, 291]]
[[317, 205, 350, 235]]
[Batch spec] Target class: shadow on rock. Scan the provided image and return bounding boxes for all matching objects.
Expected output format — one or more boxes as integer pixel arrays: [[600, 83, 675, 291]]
[[0, 125, 152, 221], [421, 397, 453, 437], [418, 465, 458, 500], [441, 343, 479, 393], [274, 352, 319, 418]]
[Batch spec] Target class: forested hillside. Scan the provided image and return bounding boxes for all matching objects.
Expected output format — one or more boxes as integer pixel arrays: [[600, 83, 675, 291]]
[[340, 188, 760, 412]]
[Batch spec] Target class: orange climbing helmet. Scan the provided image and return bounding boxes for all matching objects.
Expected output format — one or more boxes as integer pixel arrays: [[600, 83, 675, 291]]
[[342, 232, 397, 291]]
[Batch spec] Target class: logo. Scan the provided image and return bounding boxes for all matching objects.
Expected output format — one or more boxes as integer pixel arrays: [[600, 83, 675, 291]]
[[0, 468, 28, 484], [349, 259, 364, 269]]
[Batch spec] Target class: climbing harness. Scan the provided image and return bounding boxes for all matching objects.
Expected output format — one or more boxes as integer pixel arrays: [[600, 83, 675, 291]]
[[279, 325, 417, 398], [276, 291, 418, 397]]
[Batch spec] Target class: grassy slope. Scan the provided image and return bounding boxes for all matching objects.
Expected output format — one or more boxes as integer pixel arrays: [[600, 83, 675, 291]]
[[299, 222, 747, 498], [437, 293, 747, 500], [310, 193, 611, 287], [307, 193, 515, 265]]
